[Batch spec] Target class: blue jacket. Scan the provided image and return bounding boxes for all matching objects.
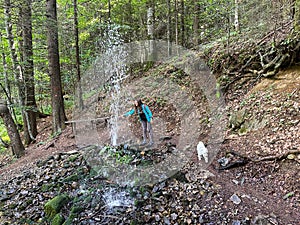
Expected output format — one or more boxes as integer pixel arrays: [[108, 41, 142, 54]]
[[124, 104, 153, 122]]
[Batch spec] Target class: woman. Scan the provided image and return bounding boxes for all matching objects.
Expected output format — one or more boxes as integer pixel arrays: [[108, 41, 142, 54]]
[[124, 99, 153, 146]]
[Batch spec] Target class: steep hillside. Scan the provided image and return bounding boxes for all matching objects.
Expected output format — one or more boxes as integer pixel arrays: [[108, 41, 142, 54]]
[[0, 64, 299, 224]]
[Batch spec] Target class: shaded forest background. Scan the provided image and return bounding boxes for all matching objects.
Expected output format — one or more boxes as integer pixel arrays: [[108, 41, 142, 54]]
[[0, 0, 300, 156]]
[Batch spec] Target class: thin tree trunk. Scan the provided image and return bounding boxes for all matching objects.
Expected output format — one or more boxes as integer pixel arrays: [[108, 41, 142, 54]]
[[147, 7, 154, 39], [175, 0, 178, 45], [180, 0, 185, 46], [167, 0, 172, 56], [22, 0, 38, 144], [0, 33, 10, 99], [127, 0, 133, 41], [4, 0, 31, 140], [193, 1, 200, 46], [295, 0, 300, 31], [73, 0, 83, 110], [234, 0, 240, 32], [46, 0, 66, 134], [0, 100, 25, 158], [0, 31, 14, 117], [108, 0, 111, 21]]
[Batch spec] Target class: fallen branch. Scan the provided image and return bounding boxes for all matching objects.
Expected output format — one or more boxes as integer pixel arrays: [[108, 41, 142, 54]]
[[217, 149, 300, 170], [228, 150, 300, 163], [252, 149, 300, 162]]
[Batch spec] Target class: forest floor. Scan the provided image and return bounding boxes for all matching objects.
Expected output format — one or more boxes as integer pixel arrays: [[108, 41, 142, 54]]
[[0, 64, 299, 224]]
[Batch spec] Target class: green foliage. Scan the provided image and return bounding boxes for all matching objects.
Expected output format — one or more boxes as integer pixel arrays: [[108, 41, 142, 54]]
[[100, 145, 133, 164]]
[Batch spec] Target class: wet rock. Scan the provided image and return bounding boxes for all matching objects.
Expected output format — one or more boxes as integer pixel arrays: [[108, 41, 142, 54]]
[[0, 194, 10, 202], [163, 216, 171, 224], [230, 194, 241, 205], [155, 214, 161, 222], [218, 157, 230, 167], [170, 213, 178, 220], [159, 136, 172, 141], [283, 192, 294, 200], [251, 214, 269, 225], [232, 220, 241, 225], [287, 154, 295, 160]]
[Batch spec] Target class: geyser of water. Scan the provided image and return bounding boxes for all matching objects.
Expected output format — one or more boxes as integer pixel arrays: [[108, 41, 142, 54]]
[[102, 187, 134, 210]]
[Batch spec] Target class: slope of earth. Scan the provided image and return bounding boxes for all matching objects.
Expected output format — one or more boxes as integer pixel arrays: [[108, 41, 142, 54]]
[[0, 64, 299, 225], [212, 66, 300, 224]]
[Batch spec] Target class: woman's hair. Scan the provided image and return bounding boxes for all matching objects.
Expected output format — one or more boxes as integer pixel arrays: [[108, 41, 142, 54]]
[[135, 99, 143, 111]]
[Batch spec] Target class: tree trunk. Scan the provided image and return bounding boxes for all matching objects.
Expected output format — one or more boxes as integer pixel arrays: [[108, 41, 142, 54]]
[[22, 0, 38, 144], [73, 0, 83, 110], [234, 0, 240, 32], [108, 0, 111, 22], [46, 0, 66, 134], [0, 100, 25, 158], [193, 1, 200, 46], [295, 0, 300, 32], [175, 0, 178, 44], [147, 5, 156, 61], [147, 7, 154, 39], [180, 0, 185, 46], [0, 32, 10, 101], [167, 0, 172, 56], [0, 31, 16, 123], [4, 0, 33, 143]]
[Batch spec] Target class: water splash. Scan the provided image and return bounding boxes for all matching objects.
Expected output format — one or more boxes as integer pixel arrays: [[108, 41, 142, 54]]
[[99, 24, 128, 146], [75, 40, 226, 186], [102, 187, 134, 210]]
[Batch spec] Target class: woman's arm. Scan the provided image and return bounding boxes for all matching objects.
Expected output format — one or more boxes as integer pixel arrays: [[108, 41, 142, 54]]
[[124, 108, 135, 117]]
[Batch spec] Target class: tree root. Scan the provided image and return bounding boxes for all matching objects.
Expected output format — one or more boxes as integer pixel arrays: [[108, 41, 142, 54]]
[[0, 137, 9, 148], [210, 32, 300, 91]]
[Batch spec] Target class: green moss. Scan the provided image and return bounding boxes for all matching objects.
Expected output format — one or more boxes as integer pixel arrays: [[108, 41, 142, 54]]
[[62, 212, 76, 225], [72, 206, 84, 214], [51, 213, 65, 225], [8, 203, 17, 209], [41, 184, 54, 192], [68, 154, 79, 162], [44, 194, 70, 220], [130, 220, 139, 225], [63, 174, 78, 182]]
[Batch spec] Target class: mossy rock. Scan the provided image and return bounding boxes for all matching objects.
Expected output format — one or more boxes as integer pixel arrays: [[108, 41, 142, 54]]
[[62, 212, 76, 225], [63, 174, 79, 182], [41, 184, 54, 192], [44, 194, 70, 220], [51, 213, 65, 225], [68, 154, 79, 162], [71, 205, 84, 214], [229, 109, 248, 129]]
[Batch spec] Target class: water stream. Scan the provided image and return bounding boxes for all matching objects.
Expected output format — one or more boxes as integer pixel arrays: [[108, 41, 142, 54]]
[[102, 187, 134, 210]]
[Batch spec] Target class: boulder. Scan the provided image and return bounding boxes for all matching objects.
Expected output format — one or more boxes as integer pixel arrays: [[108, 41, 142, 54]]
[[44, 194, 70, 220]]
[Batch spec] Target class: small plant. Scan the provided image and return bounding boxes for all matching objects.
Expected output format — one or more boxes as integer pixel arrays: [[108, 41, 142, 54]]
[[240, 100, 247, 107]]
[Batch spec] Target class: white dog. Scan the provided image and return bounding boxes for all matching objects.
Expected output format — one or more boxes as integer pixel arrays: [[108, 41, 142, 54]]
[[197, 141, 208, 163]]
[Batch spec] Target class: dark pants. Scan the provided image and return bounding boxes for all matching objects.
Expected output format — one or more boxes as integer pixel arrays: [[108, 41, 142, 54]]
[[141, 120, 153, 143]]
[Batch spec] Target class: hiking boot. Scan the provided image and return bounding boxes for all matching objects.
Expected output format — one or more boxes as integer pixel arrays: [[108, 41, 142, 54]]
[[140, 141, 147, 146], [148, 141, 154, 146]]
